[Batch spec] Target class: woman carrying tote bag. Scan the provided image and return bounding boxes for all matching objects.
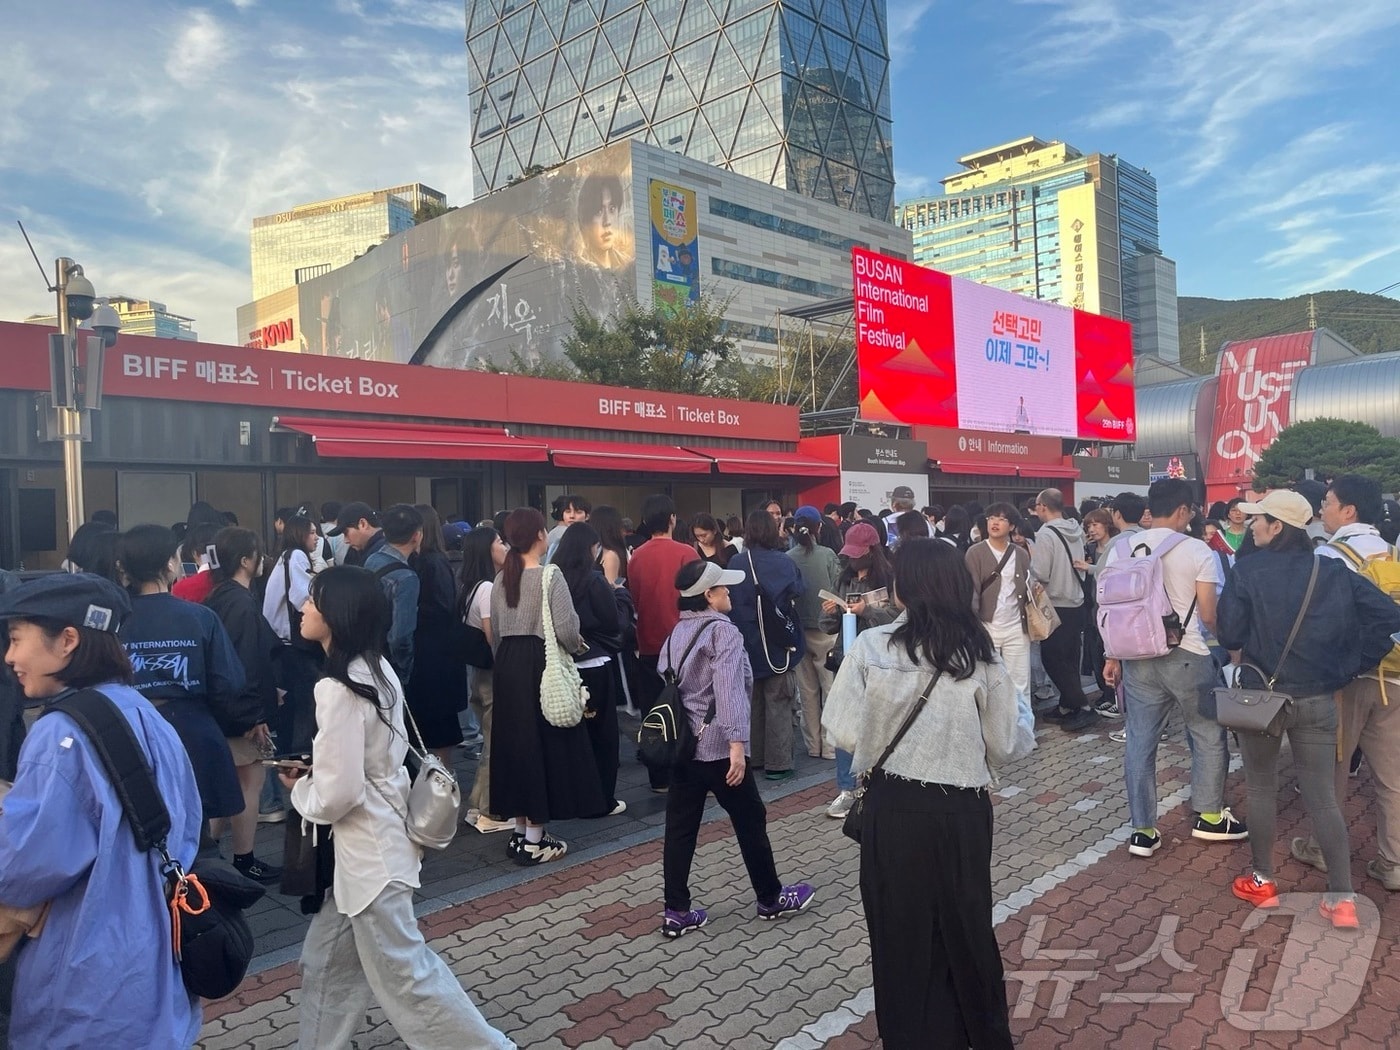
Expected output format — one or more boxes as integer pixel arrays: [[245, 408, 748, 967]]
[[489, 509, 605, 866]]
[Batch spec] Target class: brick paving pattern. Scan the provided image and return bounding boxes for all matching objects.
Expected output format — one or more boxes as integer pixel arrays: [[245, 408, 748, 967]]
[[198, 713, 1400, 1048]]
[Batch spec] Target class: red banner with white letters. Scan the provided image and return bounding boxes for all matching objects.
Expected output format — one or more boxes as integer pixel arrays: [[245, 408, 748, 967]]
[[1206, 333, 1313, 490], [0, 321, 795, 442]]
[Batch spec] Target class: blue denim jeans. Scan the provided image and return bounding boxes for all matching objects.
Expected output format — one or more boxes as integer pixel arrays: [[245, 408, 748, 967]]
[[1123, 649, 1229, 829], [836, 748, 856, 792]]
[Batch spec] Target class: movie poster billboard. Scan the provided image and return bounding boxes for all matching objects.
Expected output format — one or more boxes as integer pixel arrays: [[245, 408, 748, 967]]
[[649, 180, 699, 317], [294, 142, 637, 369]]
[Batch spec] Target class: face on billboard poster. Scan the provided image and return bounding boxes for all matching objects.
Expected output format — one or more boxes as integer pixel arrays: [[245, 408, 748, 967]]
[[853, 248, 1135, 441], [295, 144, 637, 369]]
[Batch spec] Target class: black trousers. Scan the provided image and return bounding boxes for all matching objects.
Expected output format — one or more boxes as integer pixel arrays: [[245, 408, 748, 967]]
[[581, 661, 621, 810], [859, 772, 1012, 1050], [1039, 603, 1089, 711], [663, 759, 781, 911], [636, 655, 670, 789]]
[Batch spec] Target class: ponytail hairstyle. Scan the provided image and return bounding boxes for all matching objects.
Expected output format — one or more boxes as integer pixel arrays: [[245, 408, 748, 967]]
[[309, 566, 395, 725], [790, 513, 820, 552], [501, 507, 547, 608], [118, 524, 179, 593], [210, 527, 263, 584]]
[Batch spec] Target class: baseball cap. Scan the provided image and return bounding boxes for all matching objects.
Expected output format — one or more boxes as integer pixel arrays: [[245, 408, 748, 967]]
[[0, 572, 131, 633], [327, 501, 379, 537], [442, 521, 472, 549], [839, 521, 881, 558], [679, 561, 746, 597], [890, 485, 916, 501], [793, 505, 823, 525], [1237, 490, 1313, 530]]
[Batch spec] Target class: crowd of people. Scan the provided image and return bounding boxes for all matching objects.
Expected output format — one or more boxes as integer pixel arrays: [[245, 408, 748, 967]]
[[2, 470, 1399, 1047]]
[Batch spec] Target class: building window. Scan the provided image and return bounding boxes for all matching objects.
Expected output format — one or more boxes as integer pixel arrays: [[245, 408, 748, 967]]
[[708, 198, 868, 252], [711, 257, 845, 298]]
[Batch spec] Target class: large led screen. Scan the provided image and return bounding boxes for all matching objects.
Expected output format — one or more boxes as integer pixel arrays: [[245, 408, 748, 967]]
[[854, 248, 1136, 441]]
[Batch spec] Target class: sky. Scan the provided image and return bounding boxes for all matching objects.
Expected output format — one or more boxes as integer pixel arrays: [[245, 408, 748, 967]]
[[2, 0, 1398, 346]]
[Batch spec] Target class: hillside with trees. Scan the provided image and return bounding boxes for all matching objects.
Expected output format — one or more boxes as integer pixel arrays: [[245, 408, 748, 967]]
[[1176, 290, 1400, 373]]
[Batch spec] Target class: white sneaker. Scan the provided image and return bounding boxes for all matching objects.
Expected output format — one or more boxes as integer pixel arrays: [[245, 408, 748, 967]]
[[825, 791, 856, 819]]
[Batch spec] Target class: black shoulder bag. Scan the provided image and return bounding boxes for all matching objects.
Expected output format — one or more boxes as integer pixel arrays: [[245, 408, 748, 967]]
[[459, 581, 494, 670], [41, 689, 265, 999], [282, 551, 321, 653], [843, 670, 943, 844], [748, 551, 799, 674]]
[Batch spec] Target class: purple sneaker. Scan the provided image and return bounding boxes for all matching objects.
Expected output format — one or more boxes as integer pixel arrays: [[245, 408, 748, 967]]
[[758, 883, 816, 920], [661, 907, 708, 939]]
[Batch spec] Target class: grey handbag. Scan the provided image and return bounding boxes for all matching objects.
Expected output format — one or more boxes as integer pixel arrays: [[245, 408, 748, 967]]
[[372, 697, 461, 850], [1213, 557, 1319, 737]]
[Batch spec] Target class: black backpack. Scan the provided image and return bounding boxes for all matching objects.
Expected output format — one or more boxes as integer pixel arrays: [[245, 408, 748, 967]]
[[637, 622, 718, 770], [41, 689, 265, 1000]]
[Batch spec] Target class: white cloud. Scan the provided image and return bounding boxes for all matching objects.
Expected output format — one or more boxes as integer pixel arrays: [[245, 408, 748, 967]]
[[0, 1, 475, 344], [888, 0, 936, 65], [166, 10, 232, 86], [894, 166, 935, 200]]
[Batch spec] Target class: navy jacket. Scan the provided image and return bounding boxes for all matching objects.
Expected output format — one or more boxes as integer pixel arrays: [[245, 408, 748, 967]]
[[1216, 549, 1400, 695], [727, 546, 806, 680]]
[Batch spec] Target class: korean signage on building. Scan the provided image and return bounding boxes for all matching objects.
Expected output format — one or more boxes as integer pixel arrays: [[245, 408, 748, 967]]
[[1056, 182, 1100, 313], [0, 322, 797, 443], [649, 180, 700, 317], [853, 248, 1135, 442], [1071, 455, 1151, 500]]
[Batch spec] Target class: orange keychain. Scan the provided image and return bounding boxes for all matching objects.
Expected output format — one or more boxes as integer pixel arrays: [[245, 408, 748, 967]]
[[166, 872, 210, 960]]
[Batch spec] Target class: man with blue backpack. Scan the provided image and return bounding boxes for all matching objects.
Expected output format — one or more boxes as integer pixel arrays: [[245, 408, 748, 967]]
[[1099, 478, 1248, 858]]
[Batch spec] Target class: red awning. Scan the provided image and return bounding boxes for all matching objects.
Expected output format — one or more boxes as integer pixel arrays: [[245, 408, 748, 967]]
[[683, 446, 839, 477], [1019, 464, 1080, 479], [545, 439, 713, 474], [934, 459, 1018, 476], [272, 416, 549, 462]]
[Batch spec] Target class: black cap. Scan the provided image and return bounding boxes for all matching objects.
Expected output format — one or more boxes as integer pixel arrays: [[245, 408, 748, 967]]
[[891, 485, 916, 501], [327, 501, 378, 537], [0, 572, 131, 633]]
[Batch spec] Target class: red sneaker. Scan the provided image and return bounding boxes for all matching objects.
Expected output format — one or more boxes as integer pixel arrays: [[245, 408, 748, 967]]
[[1231, 873, 1279, 908], [1319, 898, 1360, 929]]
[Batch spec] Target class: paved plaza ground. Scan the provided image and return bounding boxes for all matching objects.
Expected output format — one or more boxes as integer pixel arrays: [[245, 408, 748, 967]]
[[199, 706, 1400, 1048]]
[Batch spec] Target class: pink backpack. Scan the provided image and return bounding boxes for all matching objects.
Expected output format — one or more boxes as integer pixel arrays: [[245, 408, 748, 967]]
[[1095, 532, 1195, 660]]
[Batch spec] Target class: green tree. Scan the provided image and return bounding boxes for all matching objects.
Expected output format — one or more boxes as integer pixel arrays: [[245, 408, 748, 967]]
[[485, 294, 743, 397], [412, 200, 456, 225], [1251, 418, 1400, 490]]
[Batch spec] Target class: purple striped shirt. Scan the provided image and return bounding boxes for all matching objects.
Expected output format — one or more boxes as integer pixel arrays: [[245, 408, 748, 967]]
[[657, 611, 754, 762]]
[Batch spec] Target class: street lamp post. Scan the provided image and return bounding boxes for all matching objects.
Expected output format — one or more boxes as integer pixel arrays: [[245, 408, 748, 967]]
[[53, 257, 93, 541]]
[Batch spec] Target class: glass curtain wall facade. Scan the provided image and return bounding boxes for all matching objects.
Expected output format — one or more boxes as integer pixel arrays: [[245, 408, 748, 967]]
[[466, 0, 895, 220], [895, 142, 1170, 354]]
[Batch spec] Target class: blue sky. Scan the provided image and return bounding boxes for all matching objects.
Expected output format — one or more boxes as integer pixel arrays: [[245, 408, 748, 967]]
[[2, 0, 1398, 345]]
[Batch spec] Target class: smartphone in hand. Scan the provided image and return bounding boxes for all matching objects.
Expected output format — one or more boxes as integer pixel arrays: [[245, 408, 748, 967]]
[[262, 752, 311, 773]]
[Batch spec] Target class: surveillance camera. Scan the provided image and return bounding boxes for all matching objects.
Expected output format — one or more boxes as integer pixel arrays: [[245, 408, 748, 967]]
[[81, 302, 122, 348], [65, 271, 96, 321]]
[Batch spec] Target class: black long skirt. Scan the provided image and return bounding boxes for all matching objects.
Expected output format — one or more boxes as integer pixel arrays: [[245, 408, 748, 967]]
[[859, 771, 1012, 1050], [489, 636, 606, 824]]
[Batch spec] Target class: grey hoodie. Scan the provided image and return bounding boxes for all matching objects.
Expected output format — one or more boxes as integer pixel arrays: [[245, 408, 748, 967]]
[[1030, 517, 1086, 608]]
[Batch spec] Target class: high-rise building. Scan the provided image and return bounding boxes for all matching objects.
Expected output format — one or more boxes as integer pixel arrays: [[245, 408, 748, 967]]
[[895, 137, 1180, 362], [466, 0, 895, 220], [24, 295, 197, 341], [249, 183, 447, 300]]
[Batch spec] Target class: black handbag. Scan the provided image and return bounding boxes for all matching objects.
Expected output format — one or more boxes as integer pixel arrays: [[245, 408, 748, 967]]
[[41, 689, 265, 999], [459, 582, 494, 670], [748, 551, 799, 674], [843, 670, 943, 844], [282, 552, 321, 654], [1213, 558, 1319, 737]]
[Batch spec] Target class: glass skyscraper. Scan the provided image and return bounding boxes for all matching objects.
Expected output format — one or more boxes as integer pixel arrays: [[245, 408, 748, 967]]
[[895, 137, 1179, 362], [466, 0, 895, 220]]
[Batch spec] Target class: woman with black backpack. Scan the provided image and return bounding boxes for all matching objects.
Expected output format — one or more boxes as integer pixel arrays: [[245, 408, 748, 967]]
[[657, 559, 815, 939]]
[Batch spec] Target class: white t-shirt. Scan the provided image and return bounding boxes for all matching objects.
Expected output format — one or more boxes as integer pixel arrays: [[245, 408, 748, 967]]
[[1317, 524, 1390, 562], [1104, 527, 1221, 657], [465, 578, 493, 630], [985, 542, 1021, 631]]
